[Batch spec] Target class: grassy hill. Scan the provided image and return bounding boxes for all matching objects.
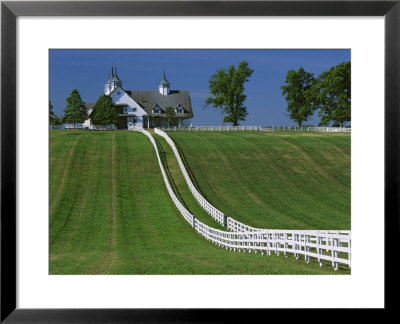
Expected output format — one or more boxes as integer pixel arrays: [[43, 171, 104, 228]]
[[168, 131, 351, 230], [49, 130, 350, 274]]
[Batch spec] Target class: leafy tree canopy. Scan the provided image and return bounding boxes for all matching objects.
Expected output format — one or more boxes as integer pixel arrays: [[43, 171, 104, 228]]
[[205, 60, 254, 126], [281, 67, 315, 128], [63, 89, 87, 126], [313, 61, 351, 127], [52, 115, 63, 125], [49, 101, 55, 123], [90, 94, 119, 126], [165, 106, 177, 126]]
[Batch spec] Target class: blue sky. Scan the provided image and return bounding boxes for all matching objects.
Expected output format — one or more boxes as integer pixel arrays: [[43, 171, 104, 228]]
[[49, 49, 350, 126]]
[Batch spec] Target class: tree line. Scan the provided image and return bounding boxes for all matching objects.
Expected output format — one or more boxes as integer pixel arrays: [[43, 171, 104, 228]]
[[50, 60, 350, 128], [49, 90, 120, 127], [205, 60, 350, 127], [280, 62, 350, 128]]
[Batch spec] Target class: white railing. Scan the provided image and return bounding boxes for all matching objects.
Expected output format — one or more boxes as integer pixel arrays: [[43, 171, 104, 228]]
[[65, 124, 84, 129], [89, 124, 116, 131], [153, 128, 351, 269], [226, 217, 351, 269], [161, 126, 269, 132], [133, 128, 351, 270], [132, 127, 195, 226], [161, 126, 351, 133], [227, 216, 351, 235], [155, 128, 226, 226]]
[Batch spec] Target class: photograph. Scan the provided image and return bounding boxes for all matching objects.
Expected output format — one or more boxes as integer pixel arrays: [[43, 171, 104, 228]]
[[49, 49, 351, 275]]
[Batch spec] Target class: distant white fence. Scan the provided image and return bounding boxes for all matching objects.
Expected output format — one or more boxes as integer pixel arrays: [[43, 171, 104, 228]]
[[162, 126, 269, 132], [50, 124, 117, 130], [161, 126, 351, 133], [89, 125, 116, 131], [153, 128, 351, 270]]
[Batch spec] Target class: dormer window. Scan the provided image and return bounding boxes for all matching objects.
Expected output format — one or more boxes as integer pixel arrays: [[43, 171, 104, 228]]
[[176, 105, 184, 114], [122, 106, 128, 114], [153, 105, 161, 114]]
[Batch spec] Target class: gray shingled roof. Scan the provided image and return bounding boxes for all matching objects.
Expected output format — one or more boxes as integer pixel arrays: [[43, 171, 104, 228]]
[[127, 90, 193, 118]]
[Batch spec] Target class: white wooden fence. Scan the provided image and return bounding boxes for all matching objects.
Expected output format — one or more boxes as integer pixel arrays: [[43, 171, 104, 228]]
[[161, 126, 269, 132], [152, 128, 351, 270], [130, 127, 350, 269], [155, 128, 226, 226], [161, 126, 351, 133], [226, 217, 351, 269]]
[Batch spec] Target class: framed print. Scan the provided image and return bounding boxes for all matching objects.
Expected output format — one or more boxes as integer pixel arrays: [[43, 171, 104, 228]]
[[1, 0, 398, 322]]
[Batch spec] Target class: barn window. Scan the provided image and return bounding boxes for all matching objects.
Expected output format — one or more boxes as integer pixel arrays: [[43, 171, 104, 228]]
[[176, 105, 184, 114], [153, 105, 161, 114]]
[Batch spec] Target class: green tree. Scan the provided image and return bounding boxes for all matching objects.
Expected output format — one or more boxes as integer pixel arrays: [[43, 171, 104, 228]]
[[52, 115, 63, 125], [165, 106, 177, 126], [90, 94, 119, 126], [49, 101, 55, 123], [313, 61, 351, 127], [281, 67, 315, 128], [63, 89, 87, 126], [205, 60, 254, 126]]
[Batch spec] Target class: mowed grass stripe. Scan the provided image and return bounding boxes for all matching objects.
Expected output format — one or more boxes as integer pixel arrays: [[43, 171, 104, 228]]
[[168, 132, 351, 230], [50, 132, 115, 273], [50, 131, 349, 274], [49, 134, 80, 214]]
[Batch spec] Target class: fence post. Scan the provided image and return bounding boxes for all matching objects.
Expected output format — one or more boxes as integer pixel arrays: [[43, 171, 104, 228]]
[[284, 233, 288, 257], [192, 215, 196, 229], [305, 234, 310, 263], [318, 233, 324, 267], [333, 237, 339, 270]]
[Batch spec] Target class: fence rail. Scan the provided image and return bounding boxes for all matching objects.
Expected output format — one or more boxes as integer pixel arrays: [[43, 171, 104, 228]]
[[155, 128, 226, 226], [132, 127, 351, 270], [50, 124, 117, 130], [161, 126, 351, 133]]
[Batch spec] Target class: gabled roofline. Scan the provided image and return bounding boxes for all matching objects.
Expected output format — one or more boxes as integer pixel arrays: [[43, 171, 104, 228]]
[[108, 86, 124, 96]]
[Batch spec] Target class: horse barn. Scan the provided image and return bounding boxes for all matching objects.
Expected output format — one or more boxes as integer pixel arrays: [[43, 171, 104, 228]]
[[83, 67, 194, 129]]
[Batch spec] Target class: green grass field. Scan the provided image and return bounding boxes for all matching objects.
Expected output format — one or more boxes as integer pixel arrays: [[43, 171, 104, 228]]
[[168, 131, 351, 230], [49, 130, 350, 274]]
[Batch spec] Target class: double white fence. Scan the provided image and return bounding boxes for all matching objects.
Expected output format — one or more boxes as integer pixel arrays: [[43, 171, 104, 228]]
[[161, 126, 351, 133], [155, 128, 226, 226], [132, 127, 351, 270]]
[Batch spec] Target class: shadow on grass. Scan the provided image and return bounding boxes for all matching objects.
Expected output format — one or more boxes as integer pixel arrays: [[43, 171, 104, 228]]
[[170, 137, 212, 203], [153, 136, 192, 213]]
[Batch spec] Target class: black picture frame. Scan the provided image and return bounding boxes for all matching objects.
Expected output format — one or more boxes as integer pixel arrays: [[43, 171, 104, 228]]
[[1, 0, 397, 322]]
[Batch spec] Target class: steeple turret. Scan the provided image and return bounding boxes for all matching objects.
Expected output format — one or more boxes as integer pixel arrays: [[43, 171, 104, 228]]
[[159, 71, 170, 95], [105, 66, 122, 95]]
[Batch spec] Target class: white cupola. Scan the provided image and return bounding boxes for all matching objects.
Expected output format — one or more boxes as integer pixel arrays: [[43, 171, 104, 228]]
[[104, 66, 122, 95], [159, 71, 170, 95]]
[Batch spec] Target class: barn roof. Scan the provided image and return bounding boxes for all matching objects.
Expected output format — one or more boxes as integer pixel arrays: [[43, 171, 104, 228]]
[[127, 90, 193, 117]]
